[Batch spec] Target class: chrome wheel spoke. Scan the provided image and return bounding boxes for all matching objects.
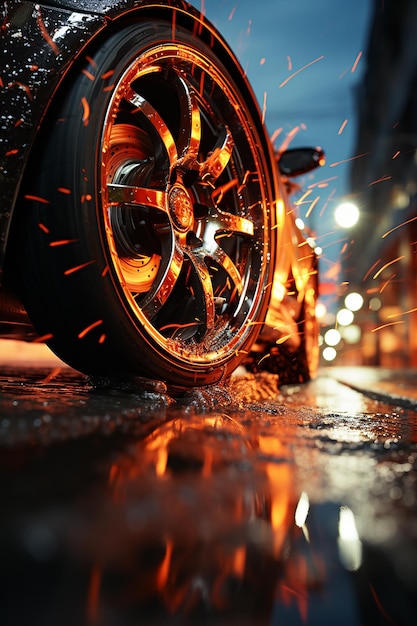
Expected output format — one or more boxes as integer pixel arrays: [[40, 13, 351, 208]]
[[107, 184, 168, 214], [187, 250, 216, 331], [175, 75, 201, 167], [210, 207, 254, 237], [125, 87, 178, 168], [206, 245, 244, 297], [140, 243, 184, 319], [200, 126, 234, 181]]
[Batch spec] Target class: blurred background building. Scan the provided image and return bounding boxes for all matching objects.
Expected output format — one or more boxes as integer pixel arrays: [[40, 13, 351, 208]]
[[338, 0, 417, 367]]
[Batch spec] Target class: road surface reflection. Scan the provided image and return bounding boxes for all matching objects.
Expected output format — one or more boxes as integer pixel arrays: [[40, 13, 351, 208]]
[[0, 366, 416, 625]]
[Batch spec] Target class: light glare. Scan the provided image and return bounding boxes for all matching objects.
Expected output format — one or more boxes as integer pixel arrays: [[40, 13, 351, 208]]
[[334, 202, 360, 228]]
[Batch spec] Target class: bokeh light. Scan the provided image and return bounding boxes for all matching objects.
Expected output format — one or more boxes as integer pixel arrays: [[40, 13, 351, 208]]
[[334, 202, 360, 228], [340, 324, 361, 344], [322, 346, 337, 361], [324, 328, 341, 347], [336, 308, 354, 326], [344, 292, 364, 312], [369, 297, 382, 312]]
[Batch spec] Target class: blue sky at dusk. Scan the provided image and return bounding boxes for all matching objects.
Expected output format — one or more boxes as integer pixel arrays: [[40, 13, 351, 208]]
[[190, 0, 373, 283]]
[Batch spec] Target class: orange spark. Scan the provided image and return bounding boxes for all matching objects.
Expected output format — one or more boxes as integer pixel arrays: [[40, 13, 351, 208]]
[[156, 540, 173, 590], [38, 223, 50, 234], [392, 150, 400, 159], [6, 148, 19, 156], [382, 214, 417, 239], [351, 51, 362, 73], [276, 334, 292, 344], [369, 175, 391, 186], [228, 3, 239, 20], [36, 10, 60, 55], [371, 321, 403, 333], [78, 319, 104, 339], [81, 96, 90, 126], [87, 565, 101, 624], [305, 195, 320, 219], [32, 333, 54, 343], [257, 352, 271, 365], [338, 119, 348, 135], [322, 259, 341, 281], [260, 57, 266, 66], [41, 367, 62, 384], [271, 127, 283, 145], [212, 177, 239, 201], [388, 307, 417, 319], [262, 91, 267, 123], [85, 55, 97, 68], [319, 188, 336, 217], [57, 187, 71, 194], [319, 236, 348, 251], [278, 124, 307, 152], [308, 176, 338, 189], [279, 55, 324, 88], [294, 189, 312, 206], [25, 194, 50, 204], [287, 56, 292, 71], [8, 81, 33, 100], [82, 69, 95, 81], [369, 584, 397, 625], [330, 152, 369, 167], [64, 260, 95, 275], [363, 259, 381, 282], [380, 273, 395, 293], [101, 70, 114, 80], [372, 256, 404, 279], [49, 239, 78, 247]]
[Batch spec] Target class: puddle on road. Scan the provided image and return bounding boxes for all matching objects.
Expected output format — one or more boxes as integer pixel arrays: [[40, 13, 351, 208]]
[[1, 368, 417, 625]]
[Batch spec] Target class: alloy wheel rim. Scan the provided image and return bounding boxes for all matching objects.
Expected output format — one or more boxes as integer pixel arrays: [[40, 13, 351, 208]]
[[101, 43, 270, 365]]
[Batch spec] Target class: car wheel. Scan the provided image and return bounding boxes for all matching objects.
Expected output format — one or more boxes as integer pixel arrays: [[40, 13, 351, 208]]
[[17, 19, 275, 387]]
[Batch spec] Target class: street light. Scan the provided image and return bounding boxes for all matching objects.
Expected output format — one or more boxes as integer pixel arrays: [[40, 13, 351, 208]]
[[334, 202, 360, 228]]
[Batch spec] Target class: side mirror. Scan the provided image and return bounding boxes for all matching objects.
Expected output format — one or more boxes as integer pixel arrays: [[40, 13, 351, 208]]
[[277, 147, 325, 177]]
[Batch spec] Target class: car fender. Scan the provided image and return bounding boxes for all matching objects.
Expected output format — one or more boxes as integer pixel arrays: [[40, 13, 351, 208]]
[[0, 1, 105, 277]]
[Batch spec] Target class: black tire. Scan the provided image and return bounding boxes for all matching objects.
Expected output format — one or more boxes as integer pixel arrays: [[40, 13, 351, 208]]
[[18, 18, 276, 387]]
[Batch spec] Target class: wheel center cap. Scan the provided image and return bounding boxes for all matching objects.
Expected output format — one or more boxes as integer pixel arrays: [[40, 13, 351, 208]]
[[169, 186, 193, 230]]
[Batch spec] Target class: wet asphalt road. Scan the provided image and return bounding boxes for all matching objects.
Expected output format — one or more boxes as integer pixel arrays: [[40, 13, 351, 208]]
[[0, 364, 417, 626]]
